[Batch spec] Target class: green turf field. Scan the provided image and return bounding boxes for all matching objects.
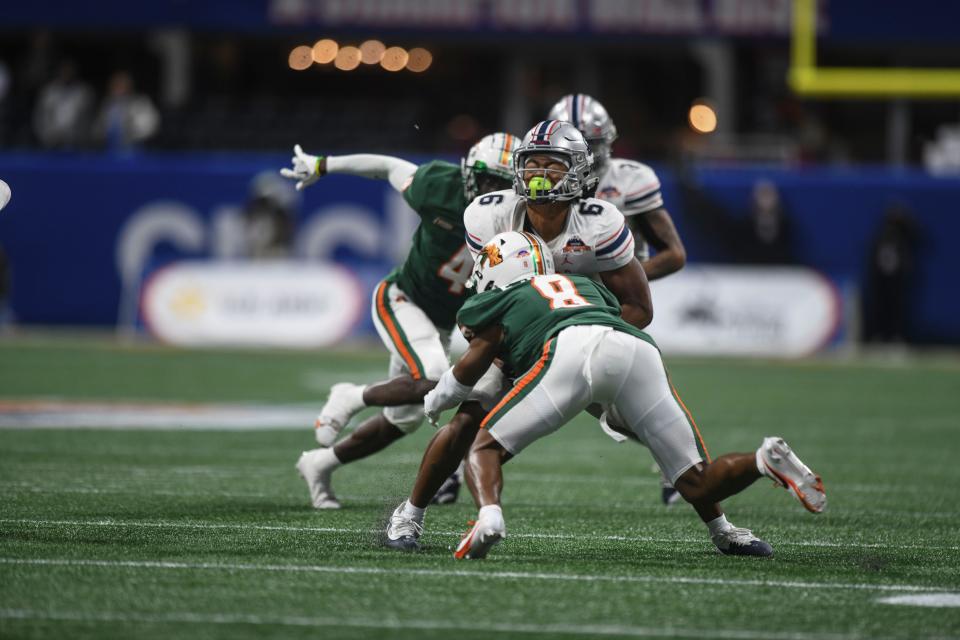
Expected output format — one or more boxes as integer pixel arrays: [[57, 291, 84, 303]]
[[1, 335, 959, 639]]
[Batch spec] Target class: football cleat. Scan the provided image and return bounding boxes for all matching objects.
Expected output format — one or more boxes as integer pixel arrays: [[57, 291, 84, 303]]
[[712, 527, 774, 557], [758, 437, 827, 514], [661, 485, 682, 507], [659, 470, 682, 507], [384, 502, 423, 552], [454, 509, 506, 560], [295, 449, 341, 509], [430, 472, 462, 505], [315, 382, 365, 447]]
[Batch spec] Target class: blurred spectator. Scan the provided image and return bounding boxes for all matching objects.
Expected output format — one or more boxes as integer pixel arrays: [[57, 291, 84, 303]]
[[862, 203, 921, 344], [243, 171, 299, 259], [680, 173, 796, 265], [33, 60, 94, 148], [742, 179, 795, 265], [924, 123, 960, 175], [94, 70, 160, 151], [20, 31, 57, 97]]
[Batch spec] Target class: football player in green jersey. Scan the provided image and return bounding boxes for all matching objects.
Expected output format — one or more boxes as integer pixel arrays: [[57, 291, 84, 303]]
[[280, 133, 520, 509], [385, 231, 827, 559]]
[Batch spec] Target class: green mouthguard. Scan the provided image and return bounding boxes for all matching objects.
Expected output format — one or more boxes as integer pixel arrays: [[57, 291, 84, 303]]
[[528, 176, 553, 198]]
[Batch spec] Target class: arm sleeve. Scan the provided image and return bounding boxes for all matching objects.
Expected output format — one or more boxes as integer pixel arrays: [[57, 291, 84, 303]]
[[325, 154, 418, 192], [593, 204, 636, 271], [620, 164, 664, 217]]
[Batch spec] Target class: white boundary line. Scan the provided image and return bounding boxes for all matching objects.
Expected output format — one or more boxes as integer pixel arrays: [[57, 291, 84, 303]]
[[0, 608, 913, 640], [2, 518, 958, 552], [1, 558, 956, 595]]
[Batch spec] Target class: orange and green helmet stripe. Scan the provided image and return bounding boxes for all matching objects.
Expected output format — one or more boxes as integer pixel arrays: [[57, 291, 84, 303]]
[[519, 232, 548, 277]]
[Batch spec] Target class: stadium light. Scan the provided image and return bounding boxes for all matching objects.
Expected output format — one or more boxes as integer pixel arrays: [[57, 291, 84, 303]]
[[360, 40, 386, 65], [335, 46, 362, 71], [405, 48, 433, 73], [381, 47, 409, 72], [688, 101, 717, 134], [288, 46, 313, 71], [312, 39, 338, 64]]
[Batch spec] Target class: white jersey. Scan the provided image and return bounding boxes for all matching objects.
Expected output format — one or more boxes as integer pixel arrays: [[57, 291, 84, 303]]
[[594, 158, 664, 260], [464, 190, 635, 276]]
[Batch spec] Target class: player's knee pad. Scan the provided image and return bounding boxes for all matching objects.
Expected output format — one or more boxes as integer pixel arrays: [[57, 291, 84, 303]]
[[382, 404, 424, 434]]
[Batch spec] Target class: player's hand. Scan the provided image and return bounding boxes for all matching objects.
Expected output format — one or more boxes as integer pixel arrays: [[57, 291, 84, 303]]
[[423, 388, 444, 427], [279, 144, 324, 191]]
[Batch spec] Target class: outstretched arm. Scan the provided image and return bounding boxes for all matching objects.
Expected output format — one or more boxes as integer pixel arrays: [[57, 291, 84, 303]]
[[280, 144, 417, 192], [325, 154, 417, 191], [423, 325, 503, 424]]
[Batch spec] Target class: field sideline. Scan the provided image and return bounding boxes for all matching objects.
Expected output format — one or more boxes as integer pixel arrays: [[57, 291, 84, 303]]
[[1, 335, 959, 639]]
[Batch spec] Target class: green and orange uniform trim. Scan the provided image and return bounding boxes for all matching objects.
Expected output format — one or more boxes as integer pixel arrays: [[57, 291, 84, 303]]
[[374, 280, 426, 380]]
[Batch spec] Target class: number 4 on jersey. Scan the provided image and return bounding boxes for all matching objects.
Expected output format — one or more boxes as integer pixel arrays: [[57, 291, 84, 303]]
[[437, 244, 473, 294], [532, 274, 590, 309]]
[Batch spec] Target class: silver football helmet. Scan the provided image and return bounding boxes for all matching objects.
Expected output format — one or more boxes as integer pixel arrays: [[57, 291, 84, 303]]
[[462, 132, 520, 202], [547, 94, 618, 172], [513, 120, 596, 205], [469, 231, 554, 292]]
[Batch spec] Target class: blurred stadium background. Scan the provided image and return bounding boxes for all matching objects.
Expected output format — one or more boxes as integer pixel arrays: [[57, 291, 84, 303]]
[[2, 2, 960, 639], [0, 0, 959, 349]]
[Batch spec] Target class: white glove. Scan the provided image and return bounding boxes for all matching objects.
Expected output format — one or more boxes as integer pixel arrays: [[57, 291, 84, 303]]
[[423, 388, 444, 427], [423, 369, 473, 426], [279, 144, 323, 191]]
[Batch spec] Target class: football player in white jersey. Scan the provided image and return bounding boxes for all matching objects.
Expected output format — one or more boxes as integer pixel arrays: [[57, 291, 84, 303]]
[[550, 94, 687, 504], [384, 120, 656, 550], [464, 120, 651, 325], [548, 94, 686, 280]]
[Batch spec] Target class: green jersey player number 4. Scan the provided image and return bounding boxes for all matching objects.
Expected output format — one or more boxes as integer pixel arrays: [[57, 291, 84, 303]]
[[280, 133, 520, 510]]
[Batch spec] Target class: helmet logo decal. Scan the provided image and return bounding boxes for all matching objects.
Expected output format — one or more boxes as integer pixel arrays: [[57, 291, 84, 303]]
[[481, 243, 503, 267], [520, 232, 546, 275]]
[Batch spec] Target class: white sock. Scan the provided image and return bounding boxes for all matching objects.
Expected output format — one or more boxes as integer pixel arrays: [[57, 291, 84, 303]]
[[350, 384, 368, 411], [454, 460, 465, 480], [478, 504, 504, 529], [316, 447, 343, 470], [402, 500, 425, 522], [706, 514, 732, 536]]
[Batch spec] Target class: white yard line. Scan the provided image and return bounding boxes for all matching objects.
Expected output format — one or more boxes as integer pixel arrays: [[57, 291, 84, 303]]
[[2, 517, 959, 553], [8, 484, 956, 520], [0, 608, 909, 640], [1, 462, 950, 496], [0, 557, 956, 596]]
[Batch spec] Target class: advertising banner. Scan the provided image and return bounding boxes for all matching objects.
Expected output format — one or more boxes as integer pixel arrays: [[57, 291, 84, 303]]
[[141, 261, 364, 347], [647, 265, 841, 357]]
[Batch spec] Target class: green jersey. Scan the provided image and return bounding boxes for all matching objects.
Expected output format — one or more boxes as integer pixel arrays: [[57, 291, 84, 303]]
[[390, 160, 471, 329], [457, 274, 657, 377]]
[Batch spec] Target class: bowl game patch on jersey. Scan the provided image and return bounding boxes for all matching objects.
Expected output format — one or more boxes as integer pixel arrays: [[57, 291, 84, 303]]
[[562, 237, 591, 254]]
